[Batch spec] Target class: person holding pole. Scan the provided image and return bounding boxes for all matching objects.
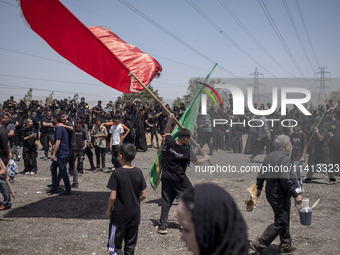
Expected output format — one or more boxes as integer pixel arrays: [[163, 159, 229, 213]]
[[304, 117, 337, 185], [156, 113, 210, 235], [0, 112, 12, 210]]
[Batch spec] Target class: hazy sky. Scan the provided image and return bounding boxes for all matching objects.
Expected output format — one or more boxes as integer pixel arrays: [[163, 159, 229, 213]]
[[1, 0, 339, 105]]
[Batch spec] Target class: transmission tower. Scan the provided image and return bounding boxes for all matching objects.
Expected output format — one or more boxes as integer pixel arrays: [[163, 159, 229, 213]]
[[250, 67, 264, 105], [315, 67, 330, 105]]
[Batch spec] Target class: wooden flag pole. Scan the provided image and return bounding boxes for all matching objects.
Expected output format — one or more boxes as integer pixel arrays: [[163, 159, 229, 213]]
[[5, 176, 16, 198], [130, 72, 212, 165]]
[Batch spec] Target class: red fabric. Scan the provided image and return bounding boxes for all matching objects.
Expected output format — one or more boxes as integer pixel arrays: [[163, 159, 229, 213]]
[[19, 0, 162, 93]]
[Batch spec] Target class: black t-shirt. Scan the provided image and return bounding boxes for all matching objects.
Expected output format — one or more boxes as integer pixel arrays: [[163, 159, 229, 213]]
[[42, 117, 54, 135], [66, 121, 76, 151], [312, 126, 329, 152], [0, 126, 9, 165], [74, 128, 87, 150], [107, 167, 147, 227], [290, 131, 307, 161], [161, 135, 197, 183], [21, 126, 37, 152]]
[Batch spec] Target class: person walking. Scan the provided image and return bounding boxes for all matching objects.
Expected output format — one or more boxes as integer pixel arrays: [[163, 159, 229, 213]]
[[250, 135, 303, 254]]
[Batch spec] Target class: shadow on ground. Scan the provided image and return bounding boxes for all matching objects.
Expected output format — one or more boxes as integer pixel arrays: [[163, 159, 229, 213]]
[[4, 191, 109, 220]]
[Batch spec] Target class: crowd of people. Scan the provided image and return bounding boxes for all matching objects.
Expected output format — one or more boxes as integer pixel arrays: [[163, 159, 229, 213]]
[[0, 94, 340, 254]]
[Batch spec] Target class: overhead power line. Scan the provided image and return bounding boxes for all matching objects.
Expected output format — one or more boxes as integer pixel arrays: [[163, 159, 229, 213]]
[[217, 0, 296, 78], [282, 0, 315, 73], [295, 0, 321, 68], [0, 47, 70, 65], [0, 0, 17, 8], [257, 0, 309, 82], [186, 0, 279, 79], [118, 0, 248, 84]]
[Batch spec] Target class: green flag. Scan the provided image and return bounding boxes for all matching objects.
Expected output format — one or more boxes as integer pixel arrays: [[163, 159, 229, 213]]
[[149, 64, 217, 189]]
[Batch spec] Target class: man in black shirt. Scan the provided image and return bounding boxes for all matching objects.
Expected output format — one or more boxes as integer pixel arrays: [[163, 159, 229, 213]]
[[157, 114, 210, 234], [42, 110, 55, 159], [305, 119, 337, 184]]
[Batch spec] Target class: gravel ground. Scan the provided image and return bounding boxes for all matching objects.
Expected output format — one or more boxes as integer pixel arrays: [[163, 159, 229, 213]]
[[1, 139, 339, 255]]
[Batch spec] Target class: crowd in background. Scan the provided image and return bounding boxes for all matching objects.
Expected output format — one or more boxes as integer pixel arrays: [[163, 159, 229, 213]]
[[1, 95, 340, 181]]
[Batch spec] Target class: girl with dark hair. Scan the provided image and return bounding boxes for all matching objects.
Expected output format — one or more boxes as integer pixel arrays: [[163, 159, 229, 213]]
[[177, 183, 249, 255]]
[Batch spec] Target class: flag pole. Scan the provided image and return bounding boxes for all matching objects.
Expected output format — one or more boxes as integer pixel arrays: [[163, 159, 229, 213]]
[[5, 176, 16, 198], [130, 72, 212, 165]]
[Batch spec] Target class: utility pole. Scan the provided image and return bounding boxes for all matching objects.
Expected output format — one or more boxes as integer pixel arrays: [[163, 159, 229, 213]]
[[250, 67, 264, 105], [315, 67, 330, 105]]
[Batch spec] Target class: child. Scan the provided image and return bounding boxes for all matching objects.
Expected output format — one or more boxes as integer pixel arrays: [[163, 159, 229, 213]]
[[70, 119, 87, 187], [106, 143, 147, 255], [21, 118, 38, 175], [90, 119, 108, 171], [109, 115, 125, 169]]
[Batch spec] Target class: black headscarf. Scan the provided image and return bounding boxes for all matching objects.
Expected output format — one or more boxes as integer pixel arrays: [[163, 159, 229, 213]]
[[191, 183, 249, 255]]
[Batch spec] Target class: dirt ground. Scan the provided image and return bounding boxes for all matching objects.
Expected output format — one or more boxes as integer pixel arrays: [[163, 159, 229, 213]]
[[1, 138, 339, 255]]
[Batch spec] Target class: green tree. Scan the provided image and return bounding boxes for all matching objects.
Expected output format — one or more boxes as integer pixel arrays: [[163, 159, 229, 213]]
[[121, 84, 163, 105], [330, 90, 340, 102], [45, 91, 54, 106], [73, 93, 80, 104], [21, 88, 33, 104], [172, 97, 183, 108]]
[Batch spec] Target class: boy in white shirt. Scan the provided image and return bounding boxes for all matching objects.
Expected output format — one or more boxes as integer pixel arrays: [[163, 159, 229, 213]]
[[109, 115, 124, 169]]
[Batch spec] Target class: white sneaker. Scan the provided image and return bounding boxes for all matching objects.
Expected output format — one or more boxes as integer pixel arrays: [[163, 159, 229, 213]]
[[30, 172, 35, 175], [25, 172, 30, 175]]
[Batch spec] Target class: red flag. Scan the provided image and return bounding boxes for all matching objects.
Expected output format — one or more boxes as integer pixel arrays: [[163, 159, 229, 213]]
[[19, 0, 162, 93]]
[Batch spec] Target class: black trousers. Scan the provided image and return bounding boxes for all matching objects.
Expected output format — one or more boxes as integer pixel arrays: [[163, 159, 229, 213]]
[[108, 222, 138, 255], [84, 146, 95, 168], [111, 145, 122, 169], [159, 177, 192, 227], [23, 151, 37, 173], [256, 193, 291, 251], [252, 137, 270, 158], [94, 146, 106, 169], [199, 132, 213, 154], [43, 134, 55, 157], [306, 150, 336, 181]]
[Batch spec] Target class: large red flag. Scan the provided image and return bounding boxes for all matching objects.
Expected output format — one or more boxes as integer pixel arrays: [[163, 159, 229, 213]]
[[19, 0, 162, 93]]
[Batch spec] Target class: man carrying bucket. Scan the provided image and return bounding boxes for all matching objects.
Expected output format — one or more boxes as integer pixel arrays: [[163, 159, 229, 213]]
[[250, 135, 303, 254]]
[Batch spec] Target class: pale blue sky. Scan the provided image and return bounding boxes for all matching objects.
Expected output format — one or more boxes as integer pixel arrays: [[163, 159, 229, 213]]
[[1, 0, 339, 105]]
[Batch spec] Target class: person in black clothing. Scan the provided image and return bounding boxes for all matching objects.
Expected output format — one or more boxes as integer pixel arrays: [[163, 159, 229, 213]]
[[177, 183, 249, 255], [290, 122, 307, 193], [157, 114, 210, 235], [196, 113, 213, 155], [92, 100, 104, 120], [69, 119, 87, 186], [305, 118, 337, 184], [134, 110, 147, 152], [42, 110, 55, 159], [0, 112, 12, 210], [106, 143, 147, 255], [145, 107, 161, 149], [250, 135, 303, 254], [21, 118, 38, 175]]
